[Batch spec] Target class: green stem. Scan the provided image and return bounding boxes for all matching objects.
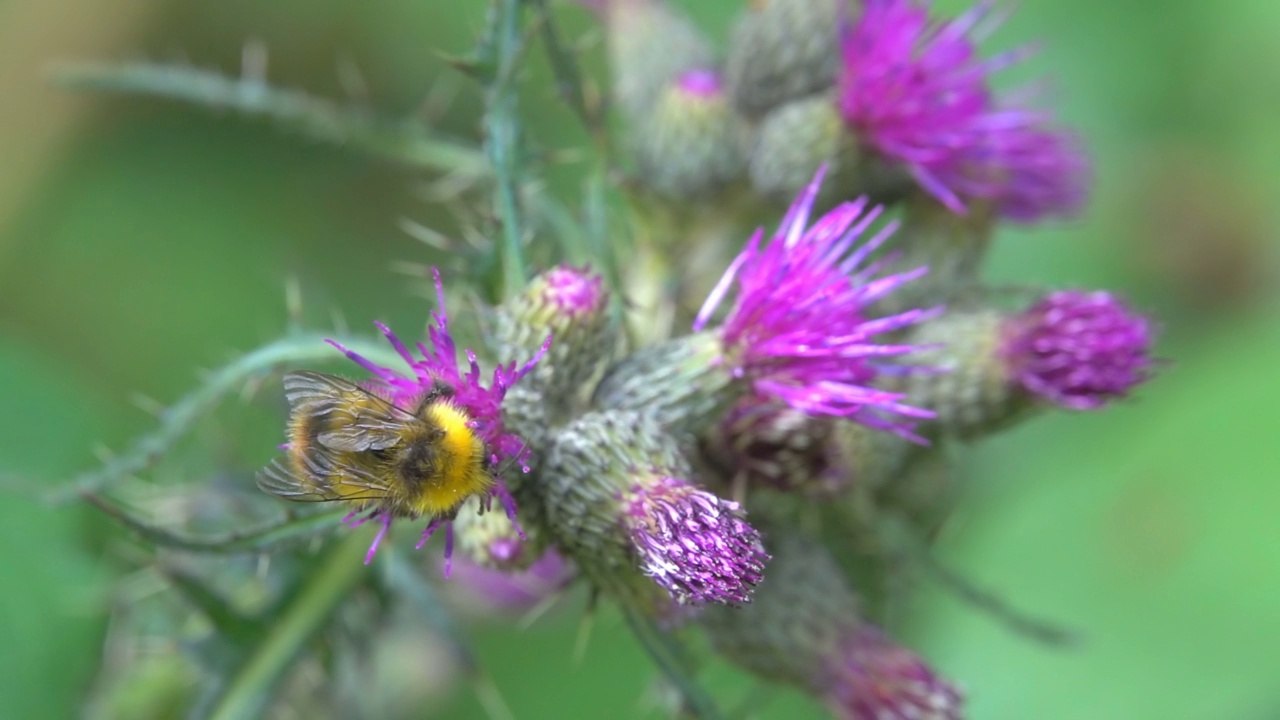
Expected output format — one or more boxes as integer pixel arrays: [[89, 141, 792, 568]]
[[206, 533, 369, 720], [484, 0, 528, 299], [621, 606, 723, 720]]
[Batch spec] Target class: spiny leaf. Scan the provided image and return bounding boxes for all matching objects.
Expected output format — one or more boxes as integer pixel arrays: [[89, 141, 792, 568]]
[[49, 332, 406, 503], [83, 493, 347, 554], [204, 533, 369, 720], [54, 60, 486, 177], [528, 0, 600, 136], [161, 565, 262, 646], [881, 514, 1080, 648]]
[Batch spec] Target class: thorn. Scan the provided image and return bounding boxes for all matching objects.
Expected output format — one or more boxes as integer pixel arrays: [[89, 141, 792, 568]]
[[239, 373, 267, 404], [473, 672, 515, 720], [241, 38, 269, 84], [284, 274, 304, 327], [398, 218, 453, 251], [330, 306, 349, 336], [92, 444, 116, 465], [130, 393, 166, 418], [335, 53, 371, 104], [419, 73, 460, 123], [572, 589, 598, 665]]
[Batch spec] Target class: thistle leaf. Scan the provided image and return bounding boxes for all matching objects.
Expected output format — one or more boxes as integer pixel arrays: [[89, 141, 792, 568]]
[[83, 493, 347, 555]]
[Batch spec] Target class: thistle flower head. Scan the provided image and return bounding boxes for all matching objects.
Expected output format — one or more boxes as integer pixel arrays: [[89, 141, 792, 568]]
[[1003, 290, 1155, 410], [837, 0, 1088, 222], [535, 264, 608, 321], [329, 267, 548, 472], [821, 626, 964, 720], [695, 168, 936, 436], [620, 475, 769, 606]]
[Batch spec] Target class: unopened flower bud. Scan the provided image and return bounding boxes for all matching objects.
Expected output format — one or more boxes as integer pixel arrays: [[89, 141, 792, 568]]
[[594, 0, 715, 117], [748, 94, 859, 205], [726, 0, 844, 117], [700, 530, 963, 719], [453, 496, 547, 571], [494, 265, 614, 420], [747, 94, 914, 207], [892, 291, 1156, 439], [632, 69, 746, 200]]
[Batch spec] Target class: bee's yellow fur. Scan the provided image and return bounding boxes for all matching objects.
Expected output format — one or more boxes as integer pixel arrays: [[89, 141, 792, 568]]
[[259, 371, 494, 521]]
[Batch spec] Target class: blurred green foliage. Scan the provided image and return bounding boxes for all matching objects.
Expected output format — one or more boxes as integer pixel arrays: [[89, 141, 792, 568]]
[[1, 1, 1277, 718]]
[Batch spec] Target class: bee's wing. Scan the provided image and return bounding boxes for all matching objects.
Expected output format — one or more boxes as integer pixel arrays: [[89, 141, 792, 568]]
[[283, 371, 414, 452], [257, 458, 333, 502], [257, 452, 397, 503]]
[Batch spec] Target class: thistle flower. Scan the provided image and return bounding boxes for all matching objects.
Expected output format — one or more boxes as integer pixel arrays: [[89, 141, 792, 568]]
[[889, 291, 1155, 440], [837, 0, 1089, 222], [541, 410, 768, 607], [701, 530, 963, 719], [822, 626, 964, 720], [1002, 290, 1155, 410], [620, 476, 768, 606], [314, 268, 548, 565], [695, 168, 937, 434]]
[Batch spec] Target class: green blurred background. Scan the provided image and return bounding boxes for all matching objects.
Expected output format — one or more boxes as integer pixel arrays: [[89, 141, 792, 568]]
[[2, 1, 1278, 718]]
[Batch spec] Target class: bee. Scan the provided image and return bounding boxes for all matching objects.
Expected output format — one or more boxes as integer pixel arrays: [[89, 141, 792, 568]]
[[258, 371, 494, 522]]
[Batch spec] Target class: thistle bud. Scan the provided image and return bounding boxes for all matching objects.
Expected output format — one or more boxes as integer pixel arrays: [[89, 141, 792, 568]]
[[453, 496, 547, 571], [726, 0, 844, 118], [540, 410, 767, 606], [700, 530, 963, 719], [891, 291, 1156, 439], [494, 265, 614, 418], [632, 69, 746, 200], [595, 0, 715, 117], [748, 94, 858, 206]]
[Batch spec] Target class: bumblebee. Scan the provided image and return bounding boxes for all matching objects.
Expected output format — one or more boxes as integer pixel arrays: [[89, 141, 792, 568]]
[[258, 371, 494, 520]]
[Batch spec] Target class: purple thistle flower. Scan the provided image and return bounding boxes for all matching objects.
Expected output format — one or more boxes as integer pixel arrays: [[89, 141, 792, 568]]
[[325, 267, 549, 566], [539, 265, 607, 319], [329, 267, 549, 473], [837, 0, 1089, 222], [821, 626, 964, 720], [1002, 290, 1155, 410], [695, 167, 937, 438], [676, 68, 724, 98], [620, 476, 769, 606]]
